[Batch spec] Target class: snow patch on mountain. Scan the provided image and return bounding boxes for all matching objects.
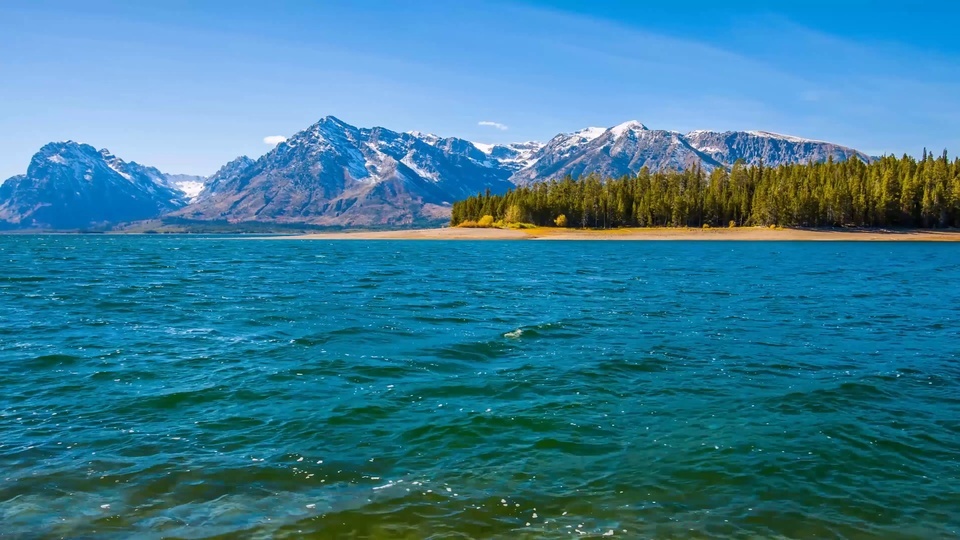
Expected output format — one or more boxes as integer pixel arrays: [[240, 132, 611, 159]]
[[172, 180, 205, 200], [407, 131, 441, 145], [472, 142, 495, 154], [401, 153, 439, 182], [609, 120, 647, 138], [576, 127, 608, 141], [104, 159, 133, 181], [746, 131, 828, 144], [346, 146, 372, 181]]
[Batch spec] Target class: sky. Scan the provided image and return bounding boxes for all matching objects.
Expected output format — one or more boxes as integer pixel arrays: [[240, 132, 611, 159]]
[[1, 0, 959, 179]]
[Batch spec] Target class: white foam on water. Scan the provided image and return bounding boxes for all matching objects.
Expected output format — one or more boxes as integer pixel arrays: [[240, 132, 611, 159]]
[[504, 329, 523, 338]]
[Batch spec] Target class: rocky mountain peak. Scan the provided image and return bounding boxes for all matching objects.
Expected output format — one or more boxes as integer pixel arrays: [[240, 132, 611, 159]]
[[609, 120, 648, 138], [31, 141, 100, 171], [1, 142, 190, 229]]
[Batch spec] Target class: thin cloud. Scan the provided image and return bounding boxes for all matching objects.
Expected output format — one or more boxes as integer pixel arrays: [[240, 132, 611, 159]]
[[478, 121, 509, 131], [263, 135, 288, 146]]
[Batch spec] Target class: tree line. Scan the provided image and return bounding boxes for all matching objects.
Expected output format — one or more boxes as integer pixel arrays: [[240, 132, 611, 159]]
[[450, 151, 960, 228]]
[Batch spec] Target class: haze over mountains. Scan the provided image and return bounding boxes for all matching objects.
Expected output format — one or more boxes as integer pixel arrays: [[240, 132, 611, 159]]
[[0, 117, 872, 230]]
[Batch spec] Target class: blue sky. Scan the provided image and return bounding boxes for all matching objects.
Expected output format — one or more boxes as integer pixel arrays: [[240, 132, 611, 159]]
[[1, 0, 959, 179]]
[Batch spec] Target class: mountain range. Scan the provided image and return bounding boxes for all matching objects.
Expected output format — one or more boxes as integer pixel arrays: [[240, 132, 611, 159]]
[[0, 117, 872, 230]]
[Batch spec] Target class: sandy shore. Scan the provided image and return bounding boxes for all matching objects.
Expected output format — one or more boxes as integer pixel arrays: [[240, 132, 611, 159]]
[[270, 227, 960, 241]]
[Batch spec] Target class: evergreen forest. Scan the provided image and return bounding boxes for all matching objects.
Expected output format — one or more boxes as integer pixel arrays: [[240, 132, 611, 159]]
[[450, 152, 960, 229]]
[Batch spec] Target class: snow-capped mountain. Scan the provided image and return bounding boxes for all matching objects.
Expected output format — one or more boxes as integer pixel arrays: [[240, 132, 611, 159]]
[[510, 121, 716, 184], [178, 116, 516, 227], [0, 117, 873, 229], [0, 142, 191, 229], [509, 121, 870, 185]]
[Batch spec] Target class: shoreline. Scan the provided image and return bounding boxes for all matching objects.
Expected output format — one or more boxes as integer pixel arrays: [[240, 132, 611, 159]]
[[266, 226, 960, 241]]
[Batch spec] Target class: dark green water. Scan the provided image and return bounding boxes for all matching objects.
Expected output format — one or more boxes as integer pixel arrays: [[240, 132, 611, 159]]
[[1, 236, 958, 539]]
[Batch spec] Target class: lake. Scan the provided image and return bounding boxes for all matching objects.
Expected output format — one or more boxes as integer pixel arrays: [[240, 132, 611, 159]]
[[1, 236, 958, 538]]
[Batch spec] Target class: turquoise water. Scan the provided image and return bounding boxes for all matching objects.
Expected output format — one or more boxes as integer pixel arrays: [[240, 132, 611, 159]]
[[1, 236, 958, 539]]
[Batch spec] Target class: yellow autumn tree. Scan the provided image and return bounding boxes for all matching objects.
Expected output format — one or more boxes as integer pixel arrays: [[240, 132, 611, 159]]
[[504, 204, 524, 224]]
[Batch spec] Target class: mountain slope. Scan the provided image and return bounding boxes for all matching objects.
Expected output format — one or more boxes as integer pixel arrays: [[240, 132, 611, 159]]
[[195, 156, 255, 203], [0, 142, 189, 229]]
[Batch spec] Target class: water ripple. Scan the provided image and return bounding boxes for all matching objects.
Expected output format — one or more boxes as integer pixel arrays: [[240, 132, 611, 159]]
[[0, 236, 958, 538]]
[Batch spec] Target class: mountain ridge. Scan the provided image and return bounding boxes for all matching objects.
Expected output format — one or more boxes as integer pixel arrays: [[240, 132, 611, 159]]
[[1, 117, 874, 229]]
